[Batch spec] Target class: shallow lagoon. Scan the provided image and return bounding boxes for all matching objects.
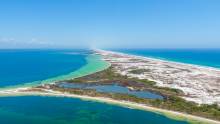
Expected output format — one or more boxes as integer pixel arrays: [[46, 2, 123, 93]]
[[59, 83, 164, 99], [0, 96, 189, 124]]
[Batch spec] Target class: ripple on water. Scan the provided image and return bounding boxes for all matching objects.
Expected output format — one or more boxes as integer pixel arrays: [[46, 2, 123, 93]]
[[0, 96, 188, 124]]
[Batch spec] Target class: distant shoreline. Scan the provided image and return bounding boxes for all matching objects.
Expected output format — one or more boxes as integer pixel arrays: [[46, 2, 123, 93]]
[[100, 49, 220, 71]]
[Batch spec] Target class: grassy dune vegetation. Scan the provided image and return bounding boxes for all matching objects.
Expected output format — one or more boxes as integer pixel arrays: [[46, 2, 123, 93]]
[[56, 67, 220, 121]]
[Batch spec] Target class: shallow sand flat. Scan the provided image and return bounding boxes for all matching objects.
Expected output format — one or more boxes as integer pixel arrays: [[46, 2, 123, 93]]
[[95, 49, 220, 105]]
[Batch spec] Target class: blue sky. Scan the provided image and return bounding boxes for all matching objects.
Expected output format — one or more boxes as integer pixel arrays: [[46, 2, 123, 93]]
[[0, 0, 220, 48]]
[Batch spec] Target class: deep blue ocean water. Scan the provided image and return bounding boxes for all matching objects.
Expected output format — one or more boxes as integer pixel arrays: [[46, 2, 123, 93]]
[[0, 96, 188, 124], [111, 49, 220, 69], [0, 49, 88, 87]]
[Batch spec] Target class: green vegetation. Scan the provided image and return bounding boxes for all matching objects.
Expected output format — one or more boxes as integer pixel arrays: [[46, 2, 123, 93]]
[[153, 86, 183, 95], [151, 96, 220, 121], [52, 85, 220, 122], [129, 69, 151, 74], [56, 67, 220, 122]]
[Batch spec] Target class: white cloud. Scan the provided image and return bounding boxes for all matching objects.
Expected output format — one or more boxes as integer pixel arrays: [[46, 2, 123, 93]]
[[0, 37, 55, 48], [0, 37, 15, 43]]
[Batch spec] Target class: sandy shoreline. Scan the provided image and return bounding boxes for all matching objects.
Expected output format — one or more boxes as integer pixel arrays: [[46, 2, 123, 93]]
[[0, 88, 219, 124], [95, 49, 220, 105], [97, 49, 220, 71]]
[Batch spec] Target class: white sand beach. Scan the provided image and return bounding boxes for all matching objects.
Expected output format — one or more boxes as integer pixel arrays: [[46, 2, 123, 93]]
[[95, 49, 220, 105]]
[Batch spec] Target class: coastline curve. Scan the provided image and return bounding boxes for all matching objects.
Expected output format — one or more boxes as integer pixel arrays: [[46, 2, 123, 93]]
[[0, 54, 111, 90]]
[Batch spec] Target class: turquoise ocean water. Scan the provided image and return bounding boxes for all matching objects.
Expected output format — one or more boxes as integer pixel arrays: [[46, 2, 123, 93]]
[[0, 96, 188, 124], [0, 49, 190, 124], [111, 49, 220, 69]]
